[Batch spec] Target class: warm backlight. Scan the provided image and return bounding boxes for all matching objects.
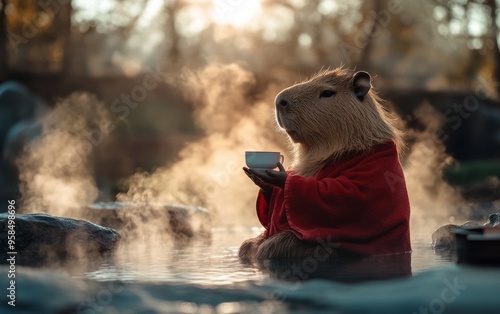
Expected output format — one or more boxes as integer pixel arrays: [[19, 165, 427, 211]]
[[212, 0, 262, 27]]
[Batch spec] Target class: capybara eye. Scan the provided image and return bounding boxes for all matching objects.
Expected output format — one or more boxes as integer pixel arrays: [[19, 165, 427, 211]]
[[320, 90, 336, 98]]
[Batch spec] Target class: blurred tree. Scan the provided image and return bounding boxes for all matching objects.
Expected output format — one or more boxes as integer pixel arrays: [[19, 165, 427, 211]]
[[0, 6, 4, 74], [485, 0, 500, 97], [358, 0, 384, 72], [70, 0, 166, 76], [60, 0, 72, 76], [1, 0, 497, 94], [164, 0, 182, 64], [5, 0, 66, 73], [433, 0, 500, 97], [0, 0, 6, 79]]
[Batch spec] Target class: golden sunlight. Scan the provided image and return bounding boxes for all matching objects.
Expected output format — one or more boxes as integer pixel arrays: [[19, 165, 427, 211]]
[[211, 0, 262, 27]]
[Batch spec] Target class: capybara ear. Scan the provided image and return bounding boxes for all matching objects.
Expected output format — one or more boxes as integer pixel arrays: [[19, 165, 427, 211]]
[[352, 71, 371, 100]]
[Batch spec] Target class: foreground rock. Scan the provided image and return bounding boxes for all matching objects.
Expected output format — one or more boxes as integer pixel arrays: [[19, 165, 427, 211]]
[[0, 213, 119, 264], [74, 202, 211, 242]]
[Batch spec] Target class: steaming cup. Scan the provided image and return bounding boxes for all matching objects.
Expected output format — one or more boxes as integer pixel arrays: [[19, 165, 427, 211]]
[[245, 151, 284, 170]]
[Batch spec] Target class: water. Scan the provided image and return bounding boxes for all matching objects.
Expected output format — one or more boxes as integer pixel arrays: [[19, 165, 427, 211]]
[[71, 202, 455, 285], [8, 226, 496, 314], [74, 227, 452, 285], [81, 227, 265, 284], [5, 220, 498, 314]]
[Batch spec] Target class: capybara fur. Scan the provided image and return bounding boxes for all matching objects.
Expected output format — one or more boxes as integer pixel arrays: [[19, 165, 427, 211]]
[[276, 67, 402, 177], [240, 67, 403, 264], [239, 232, 337, 266]]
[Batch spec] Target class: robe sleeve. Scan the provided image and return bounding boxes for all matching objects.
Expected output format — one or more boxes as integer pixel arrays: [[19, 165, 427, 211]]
[[256, 190, 270, 227]]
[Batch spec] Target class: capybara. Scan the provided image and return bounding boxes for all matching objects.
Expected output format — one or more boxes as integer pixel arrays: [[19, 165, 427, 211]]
[[242, 68, 411, 264]]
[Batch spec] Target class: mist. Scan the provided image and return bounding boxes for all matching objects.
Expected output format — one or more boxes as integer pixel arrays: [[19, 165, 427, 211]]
[[14, 63, 473, 237], [18, 93, 111, 216], [402, 103, 470, 237], [118, 63, 287, 226]]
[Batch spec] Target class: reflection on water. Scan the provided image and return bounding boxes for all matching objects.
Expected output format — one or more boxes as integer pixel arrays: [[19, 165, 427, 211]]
[[74, 227, 453, 285], [80, 227, 265, 285], [261, 253, 412, 283]]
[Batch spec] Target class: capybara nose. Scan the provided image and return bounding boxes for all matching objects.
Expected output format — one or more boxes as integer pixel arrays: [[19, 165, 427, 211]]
[[275, 94, 288, 108]]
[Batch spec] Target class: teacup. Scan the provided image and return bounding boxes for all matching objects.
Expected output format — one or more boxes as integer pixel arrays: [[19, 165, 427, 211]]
[[245, 151, 284, 170]]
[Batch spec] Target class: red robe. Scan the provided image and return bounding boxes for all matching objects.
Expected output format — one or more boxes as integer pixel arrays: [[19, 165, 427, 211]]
[[256, 142, 411, 255]]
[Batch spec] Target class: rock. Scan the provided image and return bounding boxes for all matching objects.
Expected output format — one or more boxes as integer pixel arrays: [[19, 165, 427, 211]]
[[460, 220, 482, 228], [485, 213, 500, 227], [0, 213, 119, 265], [431, 214, 500, 249], [431, 224, 458, 248], [74, 202, 211, 242]]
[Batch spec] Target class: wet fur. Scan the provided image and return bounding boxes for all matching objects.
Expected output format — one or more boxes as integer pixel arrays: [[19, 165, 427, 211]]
[[239, 232, 337, 264]]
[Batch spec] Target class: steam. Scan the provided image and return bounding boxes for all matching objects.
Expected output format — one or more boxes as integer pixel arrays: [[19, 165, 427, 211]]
[[402, 102, 469, 236], [117, 63, 469, 232], [118, 63, 287, 226], [15, 63, 474, 237], [18, 93, 110, 216]]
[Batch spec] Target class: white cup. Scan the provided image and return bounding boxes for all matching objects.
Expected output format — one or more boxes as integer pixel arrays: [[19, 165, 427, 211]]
[[245, 151, 284, 170]]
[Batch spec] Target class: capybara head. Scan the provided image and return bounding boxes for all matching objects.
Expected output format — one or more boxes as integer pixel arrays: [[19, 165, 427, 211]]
[[275, 67, 402, 176]]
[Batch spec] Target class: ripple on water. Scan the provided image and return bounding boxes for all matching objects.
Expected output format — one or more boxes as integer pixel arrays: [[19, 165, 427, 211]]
[[79, 227, 452, 285]]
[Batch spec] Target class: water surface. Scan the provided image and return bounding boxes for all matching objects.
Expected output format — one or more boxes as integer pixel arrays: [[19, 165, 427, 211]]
[[77, 227, 452, 285]]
